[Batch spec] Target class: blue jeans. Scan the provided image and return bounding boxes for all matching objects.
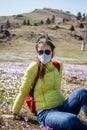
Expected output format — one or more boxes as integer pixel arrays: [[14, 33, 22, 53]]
[[37, 88, 87, 130]]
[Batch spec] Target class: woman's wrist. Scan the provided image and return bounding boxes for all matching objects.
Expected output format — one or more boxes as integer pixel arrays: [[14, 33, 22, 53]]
[[12, 113, 18, 119], [12, 113, 25, 121]]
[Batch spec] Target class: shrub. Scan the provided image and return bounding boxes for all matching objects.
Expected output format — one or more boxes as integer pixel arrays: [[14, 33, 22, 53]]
[[79, 23, 84, 28], [70, 25, 75, 31]]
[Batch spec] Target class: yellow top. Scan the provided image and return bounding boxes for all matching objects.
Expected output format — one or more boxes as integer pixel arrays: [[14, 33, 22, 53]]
[[13, 61, 65, 114]]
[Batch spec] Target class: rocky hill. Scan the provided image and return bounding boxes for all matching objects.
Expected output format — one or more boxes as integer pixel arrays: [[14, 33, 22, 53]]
[[0, 8, 76, 25]]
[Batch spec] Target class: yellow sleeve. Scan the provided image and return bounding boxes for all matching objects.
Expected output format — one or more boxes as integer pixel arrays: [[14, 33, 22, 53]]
[[12, 61, 38, 114]]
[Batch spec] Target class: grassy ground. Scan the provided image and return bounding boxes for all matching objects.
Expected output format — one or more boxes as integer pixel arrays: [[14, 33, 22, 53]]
[[0, 25, 87, 129], [0, 61, 87, 129], [0, 25, 87, 64]]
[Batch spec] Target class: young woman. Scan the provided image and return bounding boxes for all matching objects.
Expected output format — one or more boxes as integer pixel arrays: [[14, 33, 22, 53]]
[[12, 34, 87, 130]]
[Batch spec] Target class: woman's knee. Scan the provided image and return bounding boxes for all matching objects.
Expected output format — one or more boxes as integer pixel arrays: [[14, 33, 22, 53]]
[[63, 114, 82, 130], [45, 112, 82, 130], [75, 88, 87, 94], [71, 88, 87, 100], [76, 88, 87, 100]]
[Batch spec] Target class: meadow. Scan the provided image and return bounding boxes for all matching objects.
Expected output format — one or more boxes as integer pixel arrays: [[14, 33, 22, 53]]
[[0, 25, 87, 129]]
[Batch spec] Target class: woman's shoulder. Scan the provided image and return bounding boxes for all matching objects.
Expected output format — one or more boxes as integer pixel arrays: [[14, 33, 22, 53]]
[[52, 60, 63, 66], [29, 61, 37, 66], [52, 60, 63, 71], [57, 60, 63, 69], [25, 61, 38, 73]]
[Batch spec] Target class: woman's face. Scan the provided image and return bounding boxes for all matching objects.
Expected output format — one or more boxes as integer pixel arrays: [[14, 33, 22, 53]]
[[37, 43, 53, 65]]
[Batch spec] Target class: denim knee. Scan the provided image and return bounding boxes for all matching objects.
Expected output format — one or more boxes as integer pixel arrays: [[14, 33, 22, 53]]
[[45, 112, 83, 130], [63, 114, 83, 130], [76, 88, 87, 94], [63, 87, 87, 115], [79, 88, 87, 116]]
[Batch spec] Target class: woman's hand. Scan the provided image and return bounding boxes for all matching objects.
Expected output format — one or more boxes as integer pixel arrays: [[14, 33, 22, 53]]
[[12, 113, 25, 121], [1, 113, 27, 122]]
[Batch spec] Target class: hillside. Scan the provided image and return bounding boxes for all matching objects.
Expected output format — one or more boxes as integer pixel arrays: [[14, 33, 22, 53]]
[[0, 8, 76, 25], [23, 8, 76, 23], [0, 8, 87, 64]]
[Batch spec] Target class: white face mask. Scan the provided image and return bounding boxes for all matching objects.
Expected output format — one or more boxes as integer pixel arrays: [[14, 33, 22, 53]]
[[38, 53, 51, 65]]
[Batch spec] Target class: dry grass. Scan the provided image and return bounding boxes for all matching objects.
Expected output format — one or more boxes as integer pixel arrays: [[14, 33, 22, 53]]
[[0, 23, 87, 64]]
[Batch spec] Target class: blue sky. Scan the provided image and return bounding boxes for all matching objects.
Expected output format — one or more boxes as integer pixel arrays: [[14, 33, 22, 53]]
[[0, 0, 87, 16]]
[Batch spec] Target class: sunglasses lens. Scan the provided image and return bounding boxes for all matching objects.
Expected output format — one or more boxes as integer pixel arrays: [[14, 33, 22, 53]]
[[38, 50, 51, 55], [45, 50, 51, 55], [38, 50, 43, 55]]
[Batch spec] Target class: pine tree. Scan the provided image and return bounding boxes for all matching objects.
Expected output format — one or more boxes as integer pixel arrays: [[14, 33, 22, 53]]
[[70, 25, 75, 35], [40, 20, 44, 25], [27, 20, 30, 26], [70, 25, 75, 31], [6, 19, 10, 28], [77, 12, 82, 20], [0, 24, 4, 32], [79, 23, 84, 28], [23, 19, 26, 25], [51, 15, 55, 23], [46, 18, 51, 24]]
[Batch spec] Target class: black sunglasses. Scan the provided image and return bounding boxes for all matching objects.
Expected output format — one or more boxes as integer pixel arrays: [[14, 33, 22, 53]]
[[38, 49, 51, 55]]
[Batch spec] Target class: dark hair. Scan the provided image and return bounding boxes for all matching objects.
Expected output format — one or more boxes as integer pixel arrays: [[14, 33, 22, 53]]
[[35, 34, 55, 79]]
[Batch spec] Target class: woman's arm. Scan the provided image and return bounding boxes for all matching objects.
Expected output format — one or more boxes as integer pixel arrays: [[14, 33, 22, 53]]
[[12, 62, 38, 114]]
